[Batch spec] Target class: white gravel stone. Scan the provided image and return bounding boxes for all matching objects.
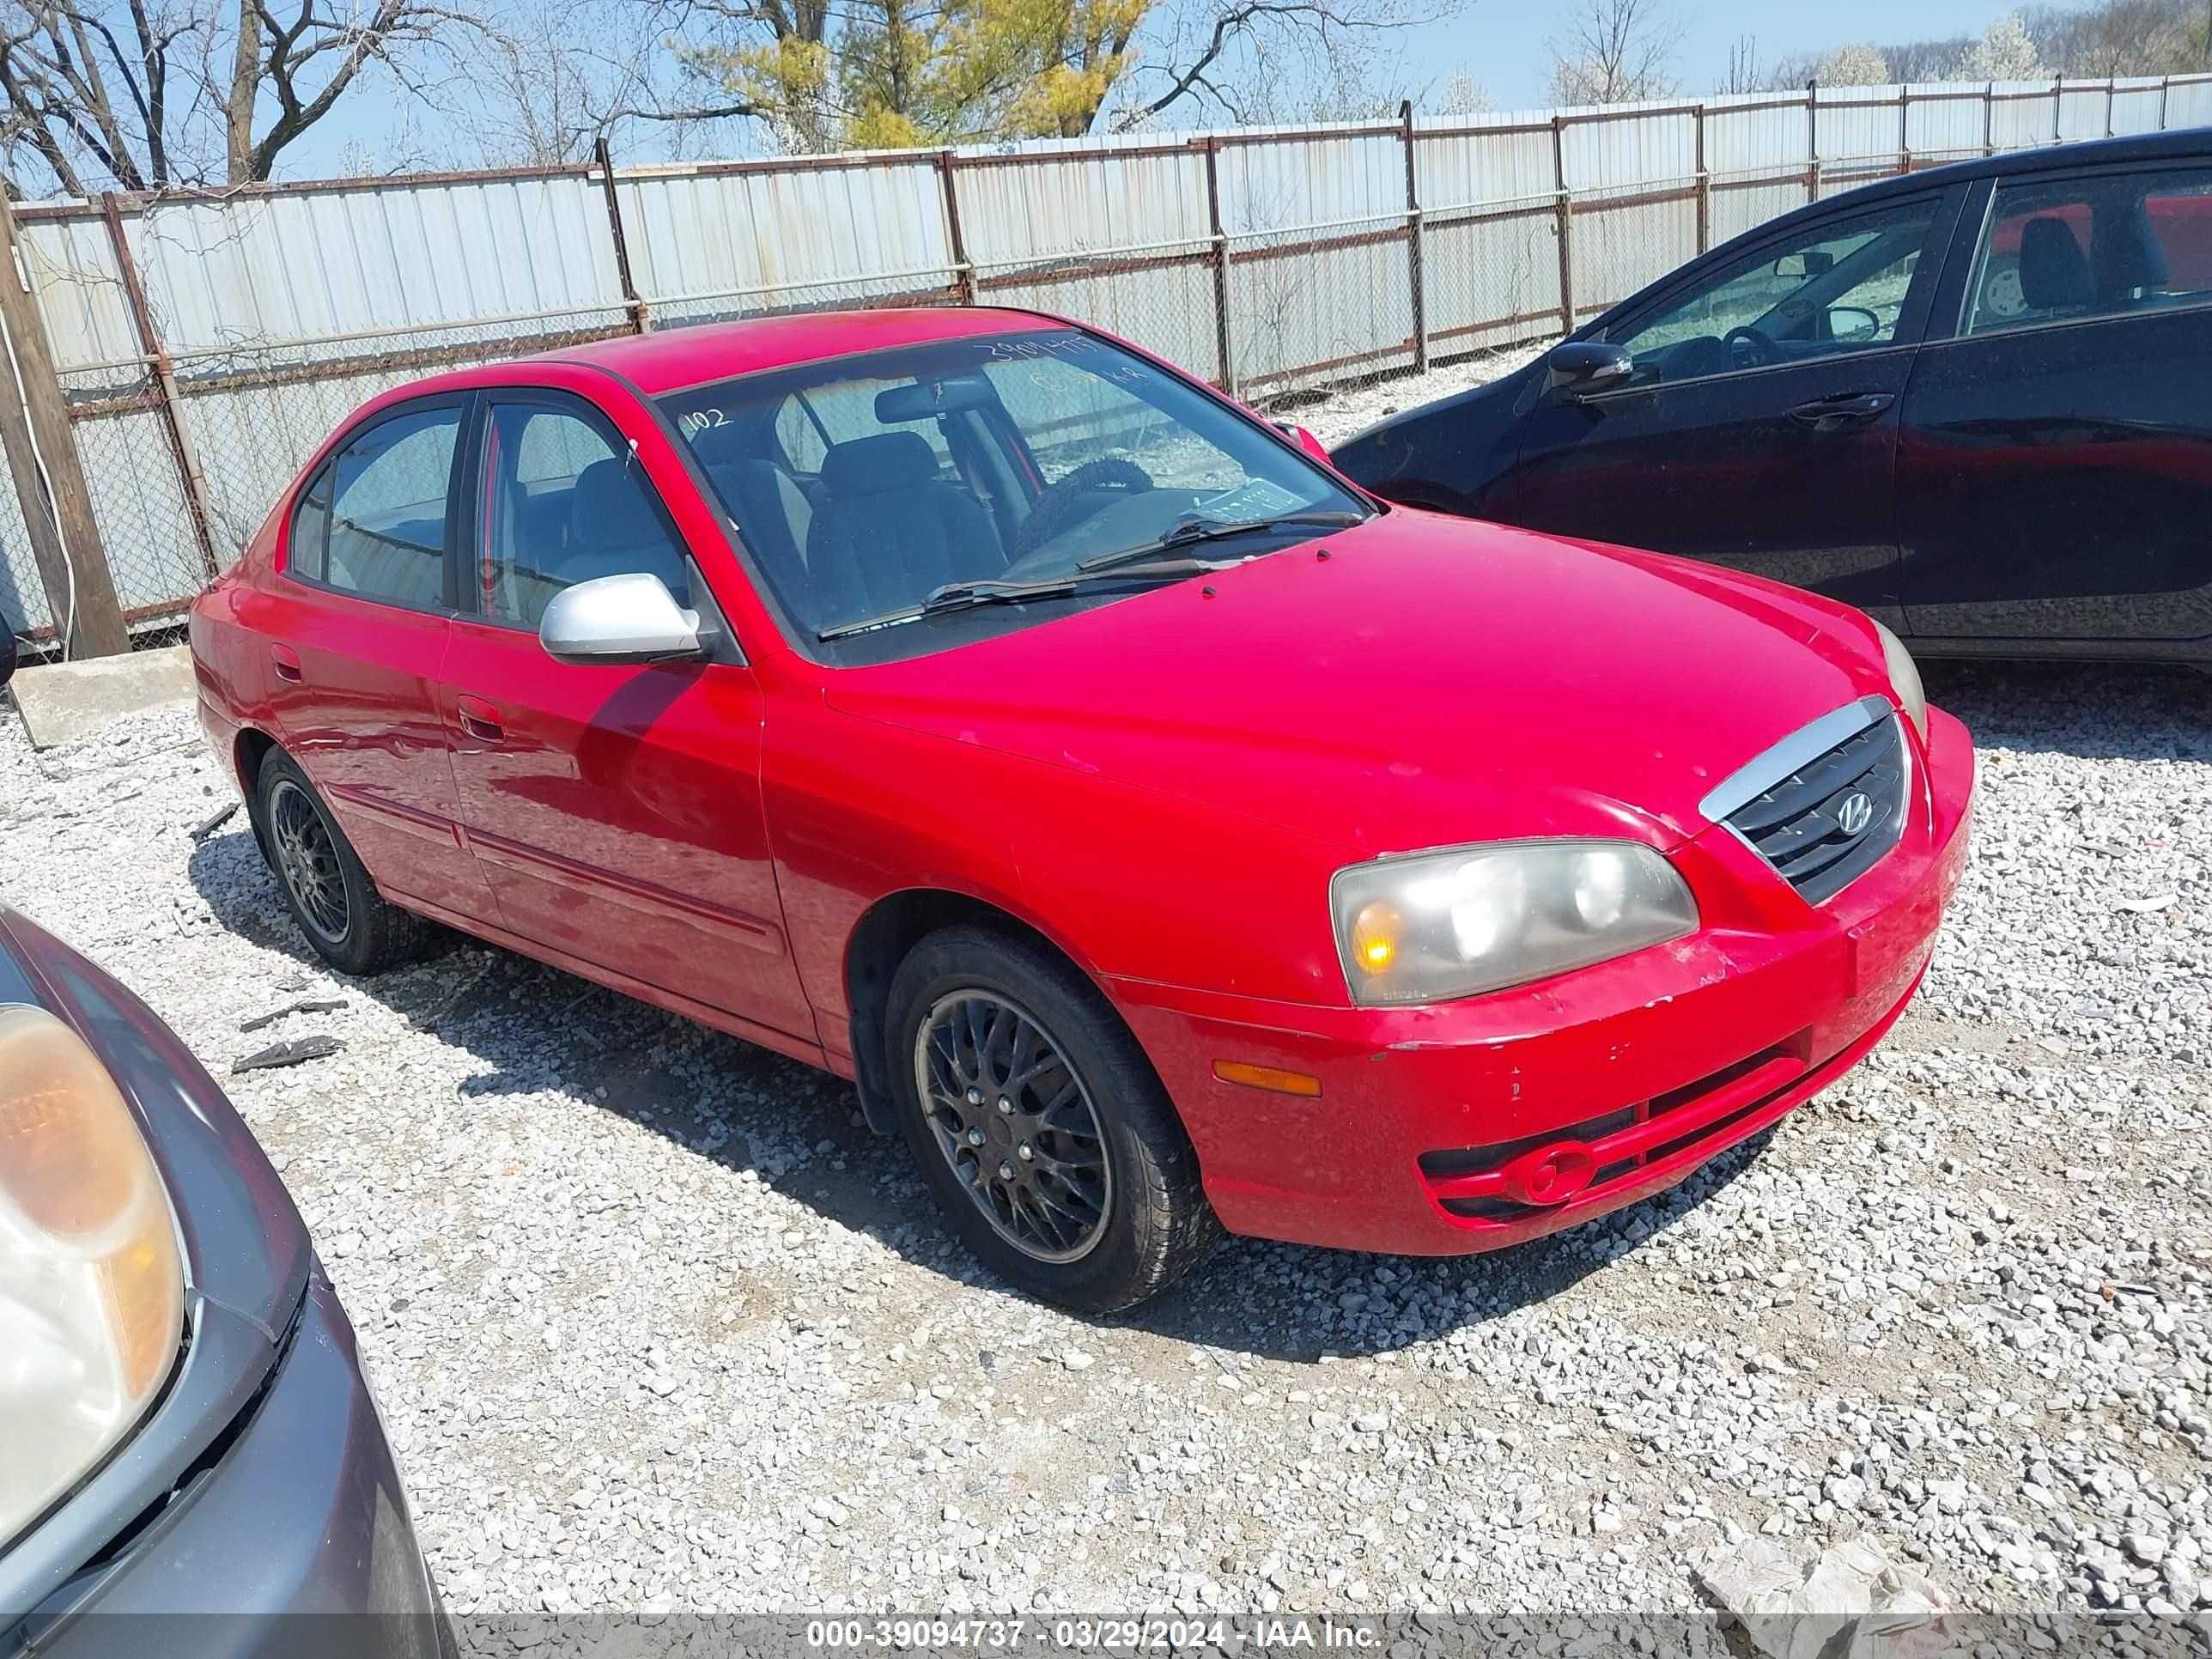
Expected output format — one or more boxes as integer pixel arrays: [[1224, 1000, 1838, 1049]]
[[3, 374, 2209, 1620]]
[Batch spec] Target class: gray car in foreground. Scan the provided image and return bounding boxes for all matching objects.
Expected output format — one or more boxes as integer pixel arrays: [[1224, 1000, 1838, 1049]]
[[0, 867, 447, 1656]]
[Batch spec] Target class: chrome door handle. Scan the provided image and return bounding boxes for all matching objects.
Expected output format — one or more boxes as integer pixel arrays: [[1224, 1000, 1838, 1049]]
[[454, 696, 504, 743]]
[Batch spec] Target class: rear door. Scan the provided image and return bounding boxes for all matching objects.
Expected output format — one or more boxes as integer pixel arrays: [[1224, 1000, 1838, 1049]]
[[1897, 160, 2212, 642], [1498, 187, 1962, 620], [263, 396, 494, 922], [440, 385, 816, 1047]]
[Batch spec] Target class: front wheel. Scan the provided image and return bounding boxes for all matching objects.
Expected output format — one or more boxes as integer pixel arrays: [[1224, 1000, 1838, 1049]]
[[885, 926, 1218, 1312]]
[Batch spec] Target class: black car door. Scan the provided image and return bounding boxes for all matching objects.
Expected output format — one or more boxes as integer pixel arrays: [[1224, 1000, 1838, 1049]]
[[1495, 185, 1965, 622], [1896, 159, 2212, 643]]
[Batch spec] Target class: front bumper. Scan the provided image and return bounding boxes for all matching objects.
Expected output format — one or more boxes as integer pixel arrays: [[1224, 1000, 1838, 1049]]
[[1115, 705, 1975, 1256], [25, 1270, 444, 1659]]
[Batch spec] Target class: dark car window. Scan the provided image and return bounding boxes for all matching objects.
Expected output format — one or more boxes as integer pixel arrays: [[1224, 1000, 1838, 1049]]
[[660, 328, 1364, 651], [471, 400, 692, 629], [1964, 165, 2212, 336], [1609, 196, 1942, 386], [313, 405, 460, 609]]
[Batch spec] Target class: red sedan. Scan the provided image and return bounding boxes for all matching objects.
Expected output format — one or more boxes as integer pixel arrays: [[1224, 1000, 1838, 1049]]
[[189, 307, 1973, 1311]]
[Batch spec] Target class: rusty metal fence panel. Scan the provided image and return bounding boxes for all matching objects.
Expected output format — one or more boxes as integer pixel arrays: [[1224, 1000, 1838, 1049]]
[[5, 71, 2209, 647], [621, 154, 957, 326], [0, 464, 49, 635], [960, 143, 1218, 375]]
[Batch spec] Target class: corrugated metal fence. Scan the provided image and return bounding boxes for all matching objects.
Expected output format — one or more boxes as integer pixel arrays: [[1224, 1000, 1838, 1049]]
[[6, 72, 2210, 647]]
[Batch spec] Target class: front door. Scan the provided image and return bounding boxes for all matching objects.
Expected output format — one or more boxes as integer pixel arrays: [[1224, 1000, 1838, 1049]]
[[263, 397, 495, 922], [1898, 161, 2212, 642], [1500, 188, 1961, 620], [441, 390, 815, 1045]]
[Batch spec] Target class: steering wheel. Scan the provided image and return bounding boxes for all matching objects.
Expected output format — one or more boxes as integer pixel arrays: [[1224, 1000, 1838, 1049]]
[[1008, 458, 1154, 562], [1723, 325, 1780, 368]]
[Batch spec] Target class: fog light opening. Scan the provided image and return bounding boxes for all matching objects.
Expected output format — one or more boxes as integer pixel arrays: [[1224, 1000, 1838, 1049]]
[[1498, 1140, 1598, 1206]]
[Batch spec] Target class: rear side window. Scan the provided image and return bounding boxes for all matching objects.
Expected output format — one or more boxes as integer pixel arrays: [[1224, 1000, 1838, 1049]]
[[471, 401, 692, 629], [301, 406, 460, 609], [289, 466, 332, 581], [1966, 165, 2212, 335]]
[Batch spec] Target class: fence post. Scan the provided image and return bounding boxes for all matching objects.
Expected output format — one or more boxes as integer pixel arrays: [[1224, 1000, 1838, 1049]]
[[2160, 74, 2172, 128], [0, 191, 128, 656], [99, 194, 218, 580], [1693, 102, 1710, 253], [1898, 88, 1911, 174], [2106, 76, 2118, 137], [1201, 139, 1235, 393], [1806, 89, 1820, 203], [593, 138, 649, 332], [2052, 77, 2063, 141], [1984, 82, 1996, 155], [936, 151, 975, 305], [1400, 101, 1426, 374], [1551, 116, 1574, 335]]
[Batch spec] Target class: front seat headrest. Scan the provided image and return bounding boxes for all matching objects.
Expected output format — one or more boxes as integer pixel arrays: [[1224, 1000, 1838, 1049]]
[[2018, 216, 2093, 312], [569, 458, 665, 554], [821, 431, 940, 495]]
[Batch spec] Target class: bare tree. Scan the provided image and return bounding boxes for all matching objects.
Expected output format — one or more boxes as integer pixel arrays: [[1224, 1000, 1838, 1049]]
[[0, 0, 502, 195], [2025, 0, 2197, 75], [1545, 0, 1683, 106], [1108, 0, 1455, 131], [460, 0, 756, 166], [1719, 33, 1760, 95]]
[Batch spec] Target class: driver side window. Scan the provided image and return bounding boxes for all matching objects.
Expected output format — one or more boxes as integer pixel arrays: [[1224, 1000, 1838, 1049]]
[[1611, 198, 1941, 386]]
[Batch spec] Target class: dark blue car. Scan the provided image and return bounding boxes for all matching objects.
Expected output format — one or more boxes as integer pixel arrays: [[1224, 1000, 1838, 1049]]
[[0, 814, 447, 1658], [1334, 128, 2212, 663]]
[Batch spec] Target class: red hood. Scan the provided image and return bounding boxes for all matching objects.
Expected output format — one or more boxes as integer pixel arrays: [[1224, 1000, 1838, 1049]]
[[823, 509, 1893, 860]]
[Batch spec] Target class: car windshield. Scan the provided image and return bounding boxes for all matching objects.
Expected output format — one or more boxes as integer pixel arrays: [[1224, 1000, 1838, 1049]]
[[659, 327, 1369, 651]]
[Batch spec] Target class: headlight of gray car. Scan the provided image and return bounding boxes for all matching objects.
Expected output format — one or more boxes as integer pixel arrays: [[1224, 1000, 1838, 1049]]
[[1330, 841, 1698, 1006], [1871, 618, 1928, 742], [0, 1006, 185, 1551]]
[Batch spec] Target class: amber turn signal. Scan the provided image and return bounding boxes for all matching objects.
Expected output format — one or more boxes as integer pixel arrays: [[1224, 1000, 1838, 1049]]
[[1212, 1060, 1322, 1097]]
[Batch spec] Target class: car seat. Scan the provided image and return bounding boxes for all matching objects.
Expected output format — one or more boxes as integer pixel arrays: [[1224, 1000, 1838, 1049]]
[[805, 432, 1004, 627], [559, 459, 690, 604], [2018, 216, 2094, 314]]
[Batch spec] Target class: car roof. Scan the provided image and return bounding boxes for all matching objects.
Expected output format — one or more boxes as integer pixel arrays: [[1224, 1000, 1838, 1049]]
[[518, 304, 1064, 397]]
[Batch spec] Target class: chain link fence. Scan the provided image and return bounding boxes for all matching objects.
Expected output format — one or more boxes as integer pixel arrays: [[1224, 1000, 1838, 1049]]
[[6, 71, 2206, 653]]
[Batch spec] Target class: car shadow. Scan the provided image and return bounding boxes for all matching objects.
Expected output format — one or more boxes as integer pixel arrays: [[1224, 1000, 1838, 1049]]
[[1919, 656, 2212, 762], [187, 823, 1779, 1359]]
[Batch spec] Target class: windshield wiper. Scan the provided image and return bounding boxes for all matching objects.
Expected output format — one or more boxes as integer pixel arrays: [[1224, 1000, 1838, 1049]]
[[816, 557, 1229, 642], [1076, 509, 1368, 574]]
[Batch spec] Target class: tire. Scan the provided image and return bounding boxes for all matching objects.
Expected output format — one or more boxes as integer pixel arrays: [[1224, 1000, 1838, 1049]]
[[884, 924, 1219, 1312], [1979, 252, 2027, 323], [252, 750, 434, 975]]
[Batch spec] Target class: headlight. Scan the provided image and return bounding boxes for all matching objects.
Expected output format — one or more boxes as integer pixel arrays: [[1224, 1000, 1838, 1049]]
[[1330, 840, 1698, 1006], [1872, 618, 1927, 741], [0, 1006, 185, 1549]]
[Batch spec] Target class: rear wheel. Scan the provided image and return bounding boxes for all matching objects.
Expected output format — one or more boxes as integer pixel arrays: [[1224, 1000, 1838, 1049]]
[[885, 925, 1218, 1312], [252, 750, 433, 975]]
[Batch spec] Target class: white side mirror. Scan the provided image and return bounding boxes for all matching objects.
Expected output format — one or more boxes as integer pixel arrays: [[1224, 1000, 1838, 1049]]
[[538, 573, 702, 665]]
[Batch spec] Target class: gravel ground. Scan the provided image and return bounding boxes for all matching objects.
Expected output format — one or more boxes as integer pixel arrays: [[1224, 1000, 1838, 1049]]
[[3, 367, 2209, 1632], [1294, 343, 1548, 449]]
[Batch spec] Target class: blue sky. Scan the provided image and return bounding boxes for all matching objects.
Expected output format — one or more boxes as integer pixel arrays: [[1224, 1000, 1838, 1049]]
[[284, 0, 2033, 175], [1401, 0, 2026, 111]]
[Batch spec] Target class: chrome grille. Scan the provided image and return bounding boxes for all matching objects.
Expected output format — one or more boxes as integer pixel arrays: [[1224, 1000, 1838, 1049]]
[[1723, 713, 1906, 903]]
